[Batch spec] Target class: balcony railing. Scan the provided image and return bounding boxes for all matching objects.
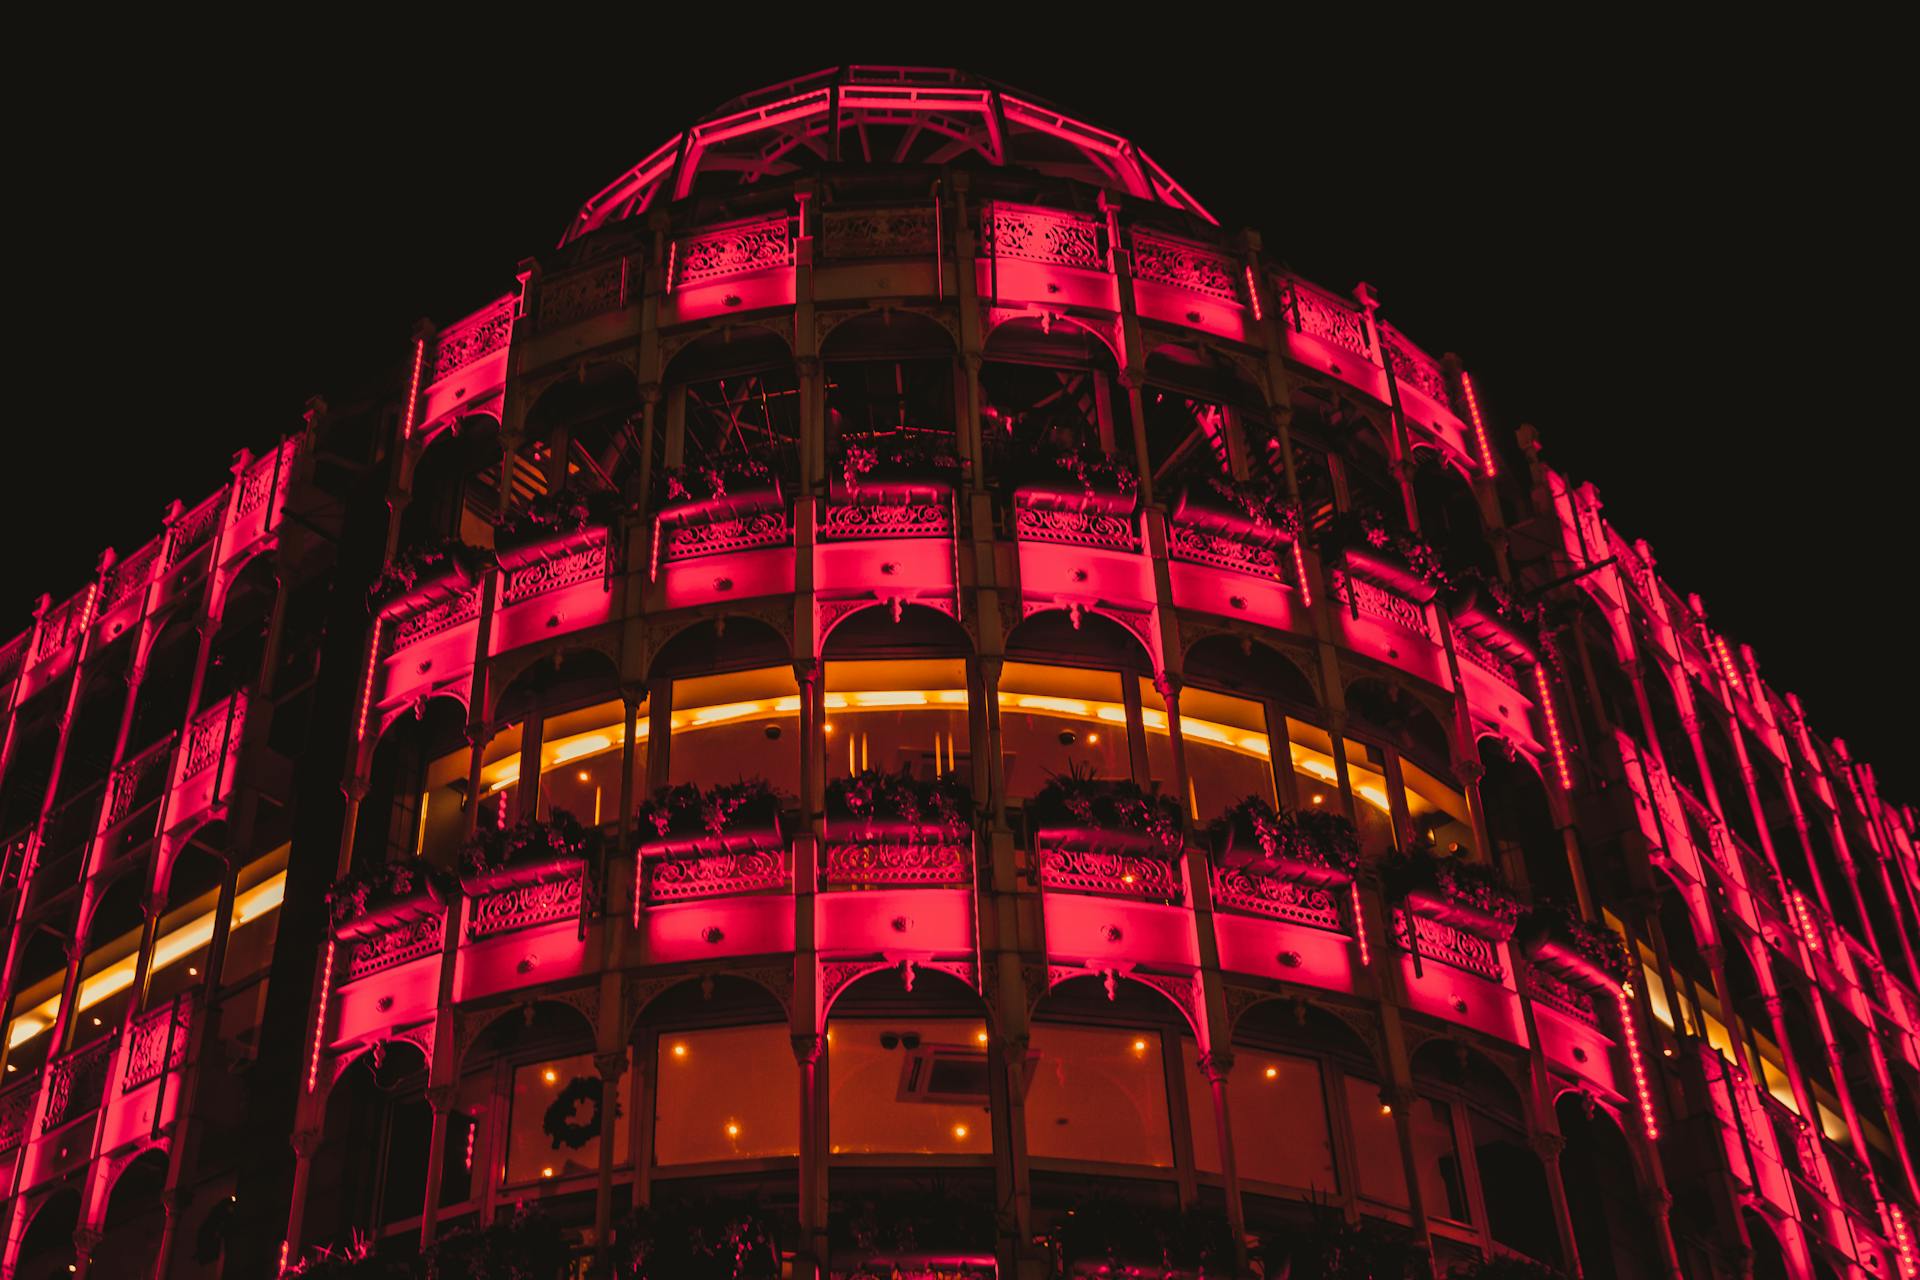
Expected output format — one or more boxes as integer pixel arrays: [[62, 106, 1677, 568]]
[[41, 1035, 116, 1135], [1038, 843, 1183, 904], [983, 202, 1105, 272], [645, 847, 791, 903], [1128, 229, 1242, 303], [1209, 863, 1345, 931], [428, 294, 515, 386], [1012, 500, 1140, 553], [467, 864, 588, 940], [180, 690, 246, 783], [821, 837, 972, 890], [0, 1076, 36, 1154], [1391, 908, 1506, 984], [671, 213, 793, 291], [344, 911, 445, 984], [1334, 572, 1433, 641], [169, 490, 227, 566], [1279, 275, 1374, 361], [103, 538, 163, 612], [123, 994, 192, 1092], [104, 734, 175, 831]]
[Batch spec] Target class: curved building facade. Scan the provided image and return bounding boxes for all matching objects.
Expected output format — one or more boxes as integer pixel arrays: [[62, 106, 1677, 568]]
[[0, 66, 1915, 1280]]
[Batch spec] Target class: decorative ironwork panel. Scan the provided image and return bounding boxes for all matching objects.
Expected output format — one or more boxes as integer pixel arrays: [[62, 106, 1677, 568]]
[[106, 735, 175, 826], [170, 492, 227, 564], [0, 632, 28, 685], [430, 295, 515, 383], [819, 502, 952, 541], [123, 996, 192, 1092], [1453, 629, 1516, 686], [105, 539, 163, 609], [1168, 522, 1284, 578], [1285, 277, 1371, 357], [1390, 909, 1504, 982], [663, 511, 790, 563], [673, 215, 793, 290], [181, 691, 245, 779], [393, 585, 483, 649], [984, 204, 1104, 272], [503, 543, 607, 605], [823, 841, 971, 888], [1338, 574, 1432, 639], [345, 912, 445, 983], [233, 438, 298, 518], [1526, 966, 1599, 1026], [820, 207, 936, 259], [0, 1079, 34, 1153], [1129, 230, 1240, 302], [1211, 867, 1344, 930], [1385, 333, 1451, 407], [469, 868, 586, 939], [646, 848, 790, 902], [35, 588, 91, 660], [541, 260, 627, 328], [1039, 845, 1182, 903], [42, 1037, 115, 1134], [1012, 502, 1139, 552]]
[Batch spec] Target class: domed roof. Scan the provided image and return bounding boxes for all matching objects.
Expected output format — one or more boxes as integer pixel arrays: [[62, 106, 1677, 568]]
[[561, 65, 1213, 245]]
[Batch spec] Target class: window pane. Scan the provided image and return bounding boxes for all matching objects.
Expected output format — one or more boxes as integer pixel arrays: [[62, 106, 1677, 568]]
[[1344, 1075, 1408, 1208], [505, 1050, 630, 1187], [1145, 683, 1274, 824], [1401, 758, 1474, 858], [655, 1025, 799, 1166], [1026, 1024, 1172, 1167], [998, 664, 1131, 802], [538, 698, 637, 829], [828, 1018, 992, 1155], [1413, 1098, 1470, 1222], [1344, 738, 1396, 857], [825, 660, 969, 781], [668, 668, 801, 798], [1233, 1053, 1339, 1192]]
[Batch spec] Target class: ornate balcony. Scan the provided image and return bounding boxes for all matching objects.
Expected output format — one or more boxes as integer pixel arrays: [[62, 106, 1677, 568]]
[[42, 1036, 116, 1136], [123, 994, 192, 1093], [0, 1076, 36, 1156], [637, 782, 790, 905]]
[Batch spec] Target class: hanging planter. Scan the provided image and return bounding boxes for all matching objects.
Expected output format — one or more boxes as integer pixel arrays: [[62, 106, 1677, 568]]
[[1013, 448, 1140, 517], [493, 485, 617, 564], [1318, 510, 1450, 603], [825, 768, 971, 844], [458, 809, 596, 895], [1030, 767, 1182, 858], [654, 459, 784, 532], [367, 540, 495, 613], [1447, 574, 1542, 667], [829, 439, 962, 506], [1516, 902, 1632, 989], [327, 860, 453, 940], [636, 779, 784, 857], [1170, 475, 1301, 548], [1213, 796, 1359, 886], [1380, 847, 1523, 938]]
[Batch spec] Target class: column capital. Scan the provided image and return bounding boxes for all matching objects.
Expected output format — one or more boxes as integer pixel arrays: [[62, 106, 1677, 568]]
[[291, 1127, 323, 1159], [426, 1084, 457, 1114], [1529, 1130, 1567, 1162], [791, 1033, 825, 1065], [1196, 1049, 1234, 1083], [72, 1227, 102, 1258], [595, 1050, 629, 1082], [1154, 671, 1183, 704]]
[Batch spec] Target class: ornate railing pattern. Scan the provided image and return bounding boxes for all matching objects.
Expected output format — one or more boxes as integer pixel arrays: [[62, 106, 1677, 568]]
[[233, 438, 299, 518], [1383, 330, 1451, 407], [984, 203, 1104, 272], [673, 215, 793, 290], [181, 691, 245, 780], [819, 501, 953, 541], [123, 995, 192, 1092], [1282, 277, 1372, 358], [42, 1036, 115, 1134], [34, 587, 92, 661], [1167, 522, 1285, 579], [646, 848, 790, 903], [1039, 845, 1182, 903], [820, 207, 936, 259], [1391, 909, 1505, 982], [0, 1078, 36, 1153], [1012, 503, 1139, 552], [822, 840, 971, 889], [1525, 966, 1600, 1026], [393, 585, 484, 650], [169, 491, 228, 565], [105, 734, 176, 827], [104, 539, 163, 610], [345, 913, 445, 983], [1211, 866, 1344, 930], [662, 511, 790, 564], [1453, 628, 1517, 686], [0, 631, 29, 686], [1129, 230, 1240, 302], [502, 541, 609, 606], [540, 258, 628, 329], [1337, 574, 1433, 640], [468, 867, 587, 939], [430, 295, 516, 384]]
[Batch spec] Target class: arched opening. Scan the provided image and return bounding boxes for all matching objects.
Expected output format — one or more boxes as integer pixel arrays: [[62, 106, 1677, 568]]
[[1001, 611, 1152, 805], [14, 1187, 80, 1280], [644, 619, 797, 804], [350, 697, 470, 872], [1141, 344, 1262, 496], [1558, 1094, 1661, 1279], [0, 687, 61, 836], [1185, 634, 1316, 709], [480, 648, 626, 834], [1742, 1208, 1792, 1280], [73, 870, 149, 1048], [823, 605, 972, 787], [1696, 709, 1762, 854], [822, 310, 958, 468], [1480, 737, 1574, 904], [129, 617, 201, 758], [1832, 1017, 1903, 1196], [1334, 417, 1400, 519], [665, 330, 799, 487], [1640, 667, 1708, 803], [5, 926, 72, 1076], [91, 1148, 171, 1278], [1797, 795, 1865, 942], [980, 318, 1128, 484], [1228, 1000, 1371, 1217], [1342, 676, 1466, 860], [54, 636, 133, 804], [306, 1039, 433, 1257], [1410, 450, 1493, 578], [1343, 678, 1450, 772], [144, 841, 226, 1010], [401, 415, 508, 552], [1410, 1040, 1560, 1267], [200, 555, 279, 707], [527, 366, 644, 499]]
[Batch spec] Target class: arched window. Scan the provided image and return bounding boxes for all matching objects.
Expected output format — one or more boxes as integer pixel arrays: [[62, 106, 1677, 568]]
[[980, 319, 1127, 482], [1641, 664, 1707, 803], [1480, 738, 1573, 904], [1558, 1096, 1662, 1279]]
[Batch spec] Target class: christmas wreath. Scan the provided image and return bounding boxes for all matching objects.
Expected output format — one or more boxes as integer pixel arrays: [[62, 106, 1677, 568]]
[[542, 1074, 603, 1150]]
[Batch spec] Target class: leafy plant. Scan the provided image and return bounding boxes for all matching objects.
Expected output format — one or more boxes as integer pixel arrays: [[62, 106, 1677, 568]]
[[611, 1201, 780, 1279], [826, 767, 970, 839], [460, 809, 595, 880], [833, 1182, 997, 1257], [1379, 847, 1523, 927], [1516, 901, 1630, 983], [1030, 763, 1182, 854], [636, 779, 781, 842], [421, 1203, 571, 1280], [1218, 795, 1359, 874], [327, 859, 450, 929], [1190, 473, 1302, 539], [1025, 443, 1139, 499], [285, 1234, 416, 1279], [835, 437, 963, 490], [368, 540, 494, 610], [1318, 508, 1452, 592], [660, 456, 777, 506], [1252, 1207, 1428, 1280], [496, 484, 615, 547], [1050, 1199, 1235, 1274], [1447, 1256, 1570, 1279]]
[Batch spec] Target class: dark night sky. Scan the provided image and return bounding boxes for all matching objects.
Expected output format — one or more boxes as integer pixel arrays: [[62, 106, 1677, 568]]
[[12, 28, 1914, 796]]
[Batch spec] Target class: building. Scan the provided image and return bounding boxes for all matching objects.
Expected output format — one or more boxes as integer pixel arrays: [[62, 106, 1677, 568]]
[[0, 65, 1915, 1280]]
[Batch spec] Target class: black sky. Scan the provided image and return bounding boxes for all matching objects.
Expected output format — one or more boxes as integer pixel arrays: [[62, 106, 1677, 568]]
[[12, 26, 1914, 796]]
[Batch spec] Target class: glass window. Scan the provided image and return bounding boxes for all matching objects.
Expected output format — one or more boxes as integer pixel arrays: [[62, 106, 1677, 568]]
[[825, 660, 969, 782], [537, 698, 641, 829], [1144, 684, 1275, 824], [827, 1018, 992, 1155], [1401, 759, 1474, 857], [1344, 1074, 1409, 1208], [668, 668, 801, 799], [1025, 1023, 1172, 1167], [1285, 719, 1393, 853], [1412, 1098, 1470, 1222], [504, 1049, 631, 1186], [654, 1025, 799, 1166], [998, 664, 1132, 802], [1285, 717, 1340, 815], [1186, 1044, 1337, 1193]]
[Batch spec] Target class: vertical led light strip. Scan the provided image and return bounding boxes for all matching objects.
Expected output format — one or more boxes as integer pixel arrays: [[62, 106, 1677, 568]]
[[1291, 539, 1313, 608], [1711, 634, 1744, 699], [306, 937, 335, 1093], [399, 336, 426, 442], [355, 615, 383, 743], [1617, 983, 1661, 1139], [664, 240, 677, 294], [1535, 665, 1573, 790], [1349, 882, 1370, 966], [279, 1240, 291, 1276], [1244, 264, 1262, 321], [1461, 372, 1497, 477], [1889, 1201, 1915, 1280], [633, 849, 645, 929]]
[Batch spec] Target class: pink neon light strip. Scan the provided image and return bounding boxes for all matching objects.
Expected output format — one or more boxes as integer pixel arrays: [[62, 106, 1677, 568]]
[[633, 848, 644, 929], [400, 337, 425, 441], [355, 615, 383, 742], [1616, 984, 1661, 1139], [1535, 665, 1573, 790], [1244, 264, 1262, 321], [1349, 882, 1370, 966], [1461, 372, 1497, 478], [1889, 1202, 1916, 1279], [1291, 539, 1312, 608], [306, 936, 335, 1093]]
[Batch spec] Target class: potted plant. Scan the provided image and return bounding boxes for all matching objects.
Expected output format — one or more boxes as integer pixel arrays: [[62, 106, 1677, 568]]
[[459, 809, 596, 895], [1447, 568, 1543, 667], [826, 768, 970, 844], [1012, 444, 1141, 516], [829, 436, 963, 505], [1029, 765, 1183, 858], [1317, 509, 1450, 603], [1051, 1198, 1236, 1277], [1170, 473, 1301, 548], [327, 859, 453, 939], [1213, 796, 1359, 885], [1250, 1207, 1428, 1280], [368, 539, 495, 612], [284, 1237, 416, 1279], [1379, 847, 1524, 937], [1515, 901, 1631, 989], [636, 779, 784, 857], [494, 484, 617, 557], [421, 1203, 572, 1279], [654, 457, 783, 532], [832, 1184, 998, 1277], [612, 1201, 782, 1279]]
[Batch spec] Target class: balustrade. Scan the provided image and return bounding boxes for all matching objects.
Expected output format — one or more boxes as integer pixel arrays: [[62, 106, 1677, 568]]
[[0, 1077, 36, 1154], [122, 994, 192, 1092], [42, 1036, 116, 1134], [671, 213, 793, 291], [644, 847, 791, 903], [1038, 843, 1182, 904], [1209, 863, 1344, 930]]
